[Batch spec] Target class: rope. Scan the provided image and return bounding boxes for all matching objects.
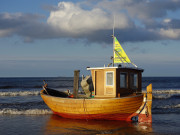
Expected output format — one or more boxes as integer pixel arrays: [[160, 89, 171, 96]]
[[114, 49, 137, 68]]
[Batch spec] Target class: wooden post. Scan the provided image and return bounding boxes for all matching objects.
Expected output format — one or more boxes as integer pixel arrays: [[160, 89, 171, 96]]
[[146, 83, 152, 116], [73, 70, 80, 98], [138, 83, 152, 123]]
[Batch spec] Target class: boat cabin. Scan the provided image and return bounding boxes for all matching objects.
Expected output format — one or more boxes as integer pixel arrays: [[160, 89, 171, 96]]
[[87, 66, 143, 98]]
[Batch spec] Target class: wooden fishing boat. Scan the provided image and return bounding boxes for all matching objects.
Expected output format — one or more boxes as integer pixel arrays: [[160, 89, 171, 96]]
[[41, 35, 152, 123]]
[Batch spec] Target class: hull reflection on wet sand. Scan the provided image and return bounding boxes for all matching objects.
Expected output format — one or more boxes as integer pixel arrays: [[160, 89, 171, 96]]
[[43, 114, 153, 135]]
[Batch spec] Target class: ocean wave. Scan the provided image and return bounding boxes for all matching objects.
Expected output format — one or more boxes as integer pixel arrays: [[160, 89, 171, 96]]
[[152, 90, 180, 94], [0, 108, 52, 115], [153, 95, 171, 99], [142, 89, 180, 94], [154, 104, 180, 109], [0, 91, 40, 96], [0, 85, 42, 89], [0, 86, 15, 89], [0, 101, 44, 107], [153, 94, 180, 99]]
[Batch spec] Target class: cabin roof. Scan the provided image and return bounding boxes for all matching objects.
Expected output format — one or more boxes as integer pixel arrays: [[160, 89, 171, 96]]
[[87, 67, 117, 70], [87, 66, 144, 72]]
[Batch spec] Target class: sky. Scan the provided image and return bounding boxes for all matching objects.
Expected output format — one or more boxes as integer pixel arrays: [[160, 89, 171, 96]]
[[0, 0, 180, 77]]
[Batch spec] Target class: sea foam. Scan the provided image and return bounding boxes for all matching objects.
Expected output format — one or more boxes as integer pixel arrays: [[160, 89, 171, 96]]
[[152, 90, 180, 94], [0, 91, 40, 96], [0, 108, 52, 115], [153, 94, 172, 99], [142, 89, 180, 94], [156, 104, 180, 109]]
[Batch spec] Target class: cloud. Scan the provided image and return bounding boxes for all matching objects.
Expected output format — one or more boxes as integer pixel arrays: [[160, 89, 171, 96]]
[[163, 19, 180, 29], [159, 28, 180, 39], [0, 0, 180, 44], [0, 28, 15, 37], [47, 2, 133, 35], [0, 12, 59, 42]]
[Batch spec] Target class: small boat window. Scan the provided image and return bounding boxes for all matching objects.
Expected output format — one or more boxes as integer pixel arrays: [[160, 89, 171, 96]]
[[130, 73, 138, 89], [120, 73, 127, 88], [106, 72, 114, 86]]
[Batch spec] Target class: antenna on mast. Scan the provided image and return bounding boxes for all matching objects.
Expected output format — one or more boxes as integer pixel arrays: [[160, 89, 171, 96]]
[[113, 15, 115, 37]]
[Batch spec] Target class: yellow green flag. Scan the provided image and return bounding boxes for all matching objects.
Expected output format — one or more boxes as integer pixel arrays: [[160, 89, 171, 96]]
[[114, 37, 131, 63]]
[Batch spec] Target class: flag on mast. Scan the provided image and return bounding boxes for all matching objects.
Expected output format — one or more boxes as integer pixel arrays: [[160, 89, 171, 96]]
[[113, 37, 131, 64]]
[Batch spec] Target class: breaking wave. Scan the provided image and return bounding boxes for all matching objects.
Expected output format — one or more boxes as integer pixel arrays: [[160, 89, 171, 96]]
[[153, 94, 180, 99], [0, 108, 52, 115], [153, 95, 171, 99], [0, 91, 40, 96], [155, 104, 180, 109], [152, 90, 180, 94]]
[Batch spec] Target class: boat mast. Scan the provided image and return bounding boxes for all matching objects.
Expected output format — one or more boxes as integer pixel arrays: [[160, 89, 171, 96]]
[[112, 15, 115, 67]]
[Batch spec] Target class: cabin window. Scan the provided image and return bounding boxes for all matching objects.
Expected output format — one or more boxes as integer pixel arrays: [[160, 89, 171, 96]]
[[130, 73, 138, 89], [106, 72, 114, 86], [120, 73, 127, 88]]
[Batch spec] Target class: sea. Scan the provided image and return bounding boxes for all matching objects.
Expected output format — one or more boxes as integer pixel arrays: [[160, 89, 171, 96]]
[[0, 77, 180, 135]]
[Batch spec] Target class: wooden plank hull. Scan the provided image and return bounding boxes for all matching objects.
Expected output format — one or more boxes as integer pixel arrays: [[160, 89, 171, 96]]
[[53, 112, 136, 121], [41, 90, 144, 121]]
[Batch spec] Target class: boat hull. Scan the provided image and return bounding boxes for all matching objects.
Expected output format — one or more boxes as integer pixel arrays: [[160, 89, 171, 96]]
[[53, 112, 137, 121], [41, 90, 144, 121]]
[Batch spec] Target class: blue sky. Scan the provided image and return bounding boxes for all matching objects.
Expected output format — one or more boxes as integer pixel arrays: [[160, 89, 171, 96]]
[[0, 0, 180, 77]]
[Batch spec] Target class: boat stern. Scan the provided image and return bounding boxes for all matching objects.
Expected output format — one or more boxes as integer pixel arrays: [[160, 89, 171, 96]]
[[131, 84, 152, 123]]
